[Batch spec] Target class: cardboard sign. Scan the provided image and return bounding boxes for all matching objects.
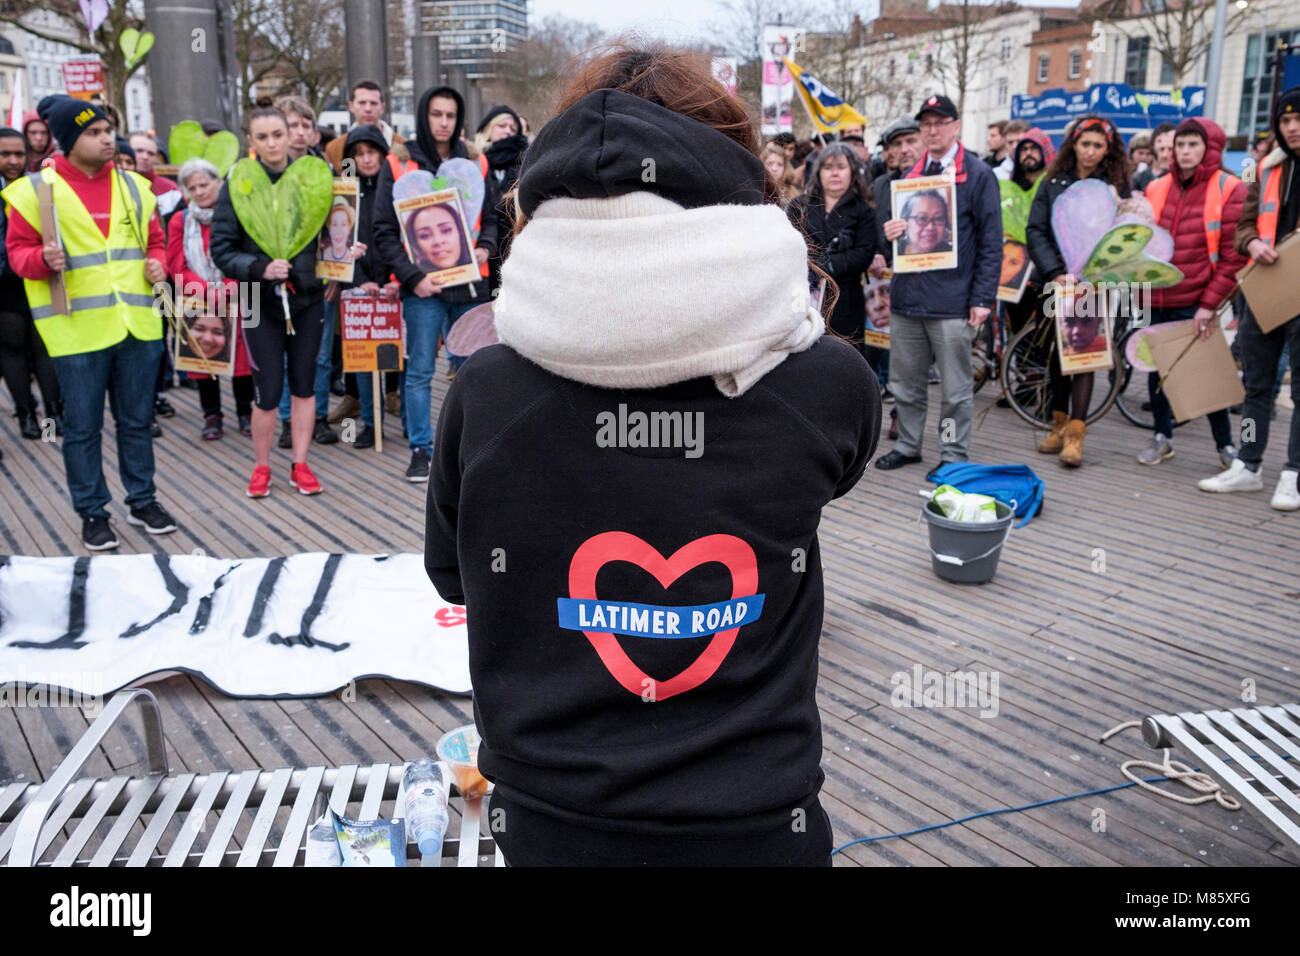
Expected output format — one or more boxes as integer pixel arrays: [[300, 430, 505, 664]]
[[1148, 322, 1244, 423], [891, 175, 958, 273], [316, 179, 360, 282], [997, 239, 1035, 303], [341, 292, 403, 373], [393, 187, 479, 290], [1237, 230, 1300, 333], [1052, 283, 1114, 375], [61, 57, 105, 100], [174, 296, 237, 376]]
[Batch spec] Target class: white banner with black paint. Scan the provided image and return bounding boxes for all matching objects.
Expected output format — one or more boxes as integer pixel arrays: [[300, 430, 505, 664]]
[[0, 553, 471, 697]]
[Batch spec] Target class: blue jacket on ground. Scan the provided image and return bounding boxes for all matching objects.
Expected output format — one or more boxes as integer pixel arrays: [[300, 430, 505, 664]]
[[888, 143, 1003, 320]]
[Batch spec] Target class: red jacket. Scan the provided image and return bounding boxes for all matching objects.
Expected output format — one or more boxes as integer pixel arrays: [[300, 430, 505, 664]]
[[166, 207, 251, 377], [1146, 118, 1247, 311], [5, 154, 166, 282]]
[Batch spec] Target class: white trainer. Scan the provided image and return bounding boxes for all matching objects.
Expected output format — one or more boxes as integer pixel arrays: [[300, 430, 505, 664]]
[[1271, 469, 1300, 511], [1197, 459, 1264, 493]]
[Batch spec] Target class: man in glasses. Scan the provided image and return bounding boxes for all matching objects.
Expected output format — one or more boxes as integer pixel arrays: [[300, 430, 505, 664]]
[[875, 94, 1002, 469]]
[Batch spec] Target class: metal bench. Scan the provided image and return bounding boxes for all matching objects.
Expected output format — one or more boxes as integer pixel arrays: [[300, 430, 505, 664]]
[[0, 687, 501, 867], [1142, 703, 1300, 851]]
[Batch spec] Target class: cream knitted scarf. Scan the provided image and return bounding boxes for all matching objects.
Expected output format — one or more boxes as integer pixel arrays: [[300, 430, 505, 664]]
[[492, 192, 823, 398]]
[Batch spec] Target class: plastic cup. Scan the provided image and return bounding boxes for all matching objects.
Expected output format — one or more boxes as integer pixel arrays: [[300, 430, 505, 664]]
[[436, 724, 489, 798]]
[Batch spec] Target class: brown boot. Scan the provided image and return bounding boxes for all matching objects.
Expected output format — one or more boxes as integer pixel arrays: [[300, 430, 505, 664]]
[[1059, 419, 1086, 467], [1037, 411, 1068, 454]]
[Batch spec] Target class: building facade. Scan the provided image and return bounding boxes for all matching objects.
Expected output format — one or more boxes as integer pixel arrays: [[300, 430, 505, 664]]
[[417, 0, 527, 81], [1028, 19, 1093, 96]]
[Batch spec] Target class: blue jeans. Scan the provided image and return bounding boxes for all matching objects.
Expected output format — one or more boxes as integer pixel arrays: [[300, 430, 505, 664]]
[[355, 372, 376, 428], [1147, 305, 1232, 446], [402, 294, 476, 453], [50, 334, 163, 519]]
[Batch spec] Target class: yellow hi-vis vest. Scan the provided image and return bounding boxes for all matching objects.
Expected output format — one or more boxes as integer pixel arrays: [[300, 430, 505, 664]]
[[1, 165, 161, 357]]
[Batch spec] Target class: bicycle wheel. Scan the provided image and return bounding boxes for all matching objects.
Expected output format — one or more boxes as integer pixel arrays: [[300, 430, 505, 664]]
[[1113, 329, 1190, 430], [972, 320, 995, 394], [1002, 318, 1123, 427]]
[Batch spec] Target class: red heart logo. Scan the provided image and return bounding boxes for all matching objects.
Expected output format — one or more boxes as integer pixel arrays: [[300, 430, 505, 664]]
[[568, 532, 759, 701]]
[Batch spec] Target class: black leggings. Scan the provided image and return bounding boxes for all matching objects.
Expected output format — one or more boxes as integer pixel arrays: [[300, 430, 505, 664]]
[[0, 309, 60, 414], [244, 291, 326, 410], [198, 374, 255, 418]]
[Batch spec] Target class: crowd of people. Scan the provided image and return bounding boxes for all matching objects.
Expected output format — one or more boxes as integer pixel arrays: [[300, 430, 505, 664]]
[[1, 66, 1298, 556], [772, 88, 1300, 509]]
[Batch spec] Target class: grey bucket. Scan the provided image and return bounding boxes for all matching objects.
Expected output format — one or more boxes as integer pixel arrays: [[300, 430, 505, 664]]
[[920, 499, 1015, 584]]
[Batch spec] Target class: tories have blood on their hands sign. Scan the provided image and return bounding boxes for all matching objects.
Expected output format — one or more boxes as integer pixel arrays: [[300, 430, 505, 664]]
[[62, 57, 105, 100], [341, 291, 404, 372]]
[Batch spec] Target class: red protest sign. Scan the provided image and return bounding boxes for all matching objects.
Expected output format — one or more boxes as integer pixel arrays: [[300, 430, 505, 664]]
[[341, 293, 404, 373], [62, 57, 105, 100]]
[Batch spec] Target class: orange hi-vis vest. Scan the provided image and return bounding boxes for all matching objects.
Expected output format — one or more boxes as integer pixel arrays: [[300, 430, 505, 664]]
[[388, 153, 490, 279], [1254, 160, 1284, 247], [1147, 169, 1242, 265]]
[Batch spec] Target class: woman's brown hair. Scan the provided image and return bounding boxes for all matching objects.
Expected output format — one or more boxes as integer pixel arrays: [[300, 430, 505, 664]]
[[1044, 114, 1132, 194]]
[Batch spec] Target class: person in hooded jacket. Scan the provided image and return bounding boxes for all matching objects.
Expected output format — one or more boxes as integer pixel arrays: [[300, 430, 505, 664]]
[[1198, 87, 1300, 509], [373, 84, 499, 483], [1026, 115, 1131, 467], [332, 123, 400, 450], [474, 105, 528, 293], [1135, 117, 1247, 470], [999, 128, 1055, 337], [22, 111, 56, 172], [787, 142, 878, 350], [424, 45, 878, 866]]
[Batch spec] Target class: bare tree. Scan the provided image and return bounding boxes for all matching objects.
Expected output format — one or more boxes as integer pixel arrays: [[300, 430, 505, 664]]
[[1091, 0, 1251, 87], [709, 0, 820, 118], [477, 14, 607, 128], [0, 0, 147, 116], [925, 0, 1017, 117], [232, 0, 347, 114]]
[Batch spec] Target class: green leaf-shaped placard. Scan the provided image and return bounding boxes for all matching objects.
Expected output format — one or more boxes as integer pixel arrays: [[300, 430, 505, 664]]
[[228, 156, 333, 260], [1081, 223, 1152, 277], [168, 121, 240, 177], [1089, 258, 1183, 289], [120, 28, 155, 69]]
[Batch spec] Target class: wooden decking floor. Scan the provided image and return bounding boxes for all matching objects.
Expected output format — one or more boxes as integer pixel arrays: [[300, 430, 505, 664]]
[[1, 356, 1297, 866]]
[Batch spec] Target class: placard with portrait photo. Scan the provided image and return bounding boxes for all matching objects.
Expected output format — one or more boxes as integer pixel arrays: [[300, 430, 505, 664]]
[[393, 188, 479, 290], [997, 239, 1035, 302], [316, 179, 361, 282], [1053, 283, 1114, 375], [174, 296, 237, 377], [890, 176, 958, 273], [863, 270, 892, 349]]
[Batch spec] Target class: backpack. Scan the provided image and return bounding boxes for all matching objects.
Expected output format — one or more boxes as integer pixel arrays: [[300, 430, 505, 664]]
[[925, 463, 1045, 528]]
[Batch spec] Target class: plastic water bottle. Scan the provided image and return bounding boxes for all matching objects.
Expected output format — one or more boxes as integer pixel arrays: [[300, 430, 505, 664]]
[[403, 759, 450, 857]]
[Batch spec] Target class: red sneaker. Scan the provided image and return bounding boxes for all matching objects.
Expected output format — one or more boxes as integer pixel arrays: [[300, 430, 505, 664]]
[[290, 461, 323, 495], [246, 465, 271, 498]]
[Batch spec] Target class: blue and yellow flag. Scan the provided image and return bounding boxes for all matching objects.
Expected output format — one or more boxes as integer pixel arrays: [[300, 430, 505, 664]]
[[783, 57, 868, 134]]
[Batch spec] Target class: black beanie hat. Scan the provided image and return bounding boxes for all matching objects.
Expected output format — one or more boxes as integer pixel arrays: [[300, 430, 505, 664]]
[[516, 89, 766, 218], [37, 94, 110, 154], [476, 104, 522, 136], [114, 136, 136, 163], [1274, 86, 1300, 160]]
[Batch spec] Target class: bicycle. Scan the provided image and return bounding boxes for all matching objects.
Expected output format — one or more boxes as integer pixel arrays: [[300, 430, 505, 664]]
[[999, 302, 1128, 428], [1112, 324, 1192, 431]]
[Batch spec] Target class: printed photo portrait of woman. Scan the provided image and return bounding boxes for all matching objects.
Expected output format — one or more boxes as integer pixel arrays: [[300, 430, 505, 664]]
[[319, 198, 358, 263], [403, 200, 473, 274], [176, 306, 236, 376], [997, 239, 1034, 302], [898, 189, 953, 256]]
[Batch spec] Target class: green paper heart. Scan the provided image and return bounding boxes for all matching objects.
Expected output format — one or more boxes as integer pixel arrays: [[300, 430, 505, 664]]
[[228, 156, 333, 261], [120, 28, 155, 69], [168, 121, 240, 177]]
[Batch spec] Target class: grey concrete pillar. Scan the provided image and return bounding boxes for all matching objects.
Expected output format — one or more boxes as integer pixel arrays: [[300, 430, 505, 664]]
[[412, 33, 442, 99], [144, 0, 237, 136], [446, 65, 468, 100], [465, 80, 483, 135], [344, 0, 389, 93]]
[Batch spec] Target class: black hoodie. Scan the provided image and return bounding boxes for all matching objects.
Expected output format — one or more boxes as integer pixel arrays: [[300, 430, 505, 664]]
[[424, 90, 879, 864], [372, 86, 498, 304], [343, 124, 389, 286]]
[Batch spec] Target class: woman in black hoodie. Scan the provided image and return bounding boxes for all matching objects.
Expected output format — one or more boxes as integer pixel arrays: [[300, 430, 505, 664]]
[[424, 45, 879, 866], [787, 142, 878, 351], [474, 105, 528, 293], [372, 85, 499, 482], [334, 124, 396, 450]]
